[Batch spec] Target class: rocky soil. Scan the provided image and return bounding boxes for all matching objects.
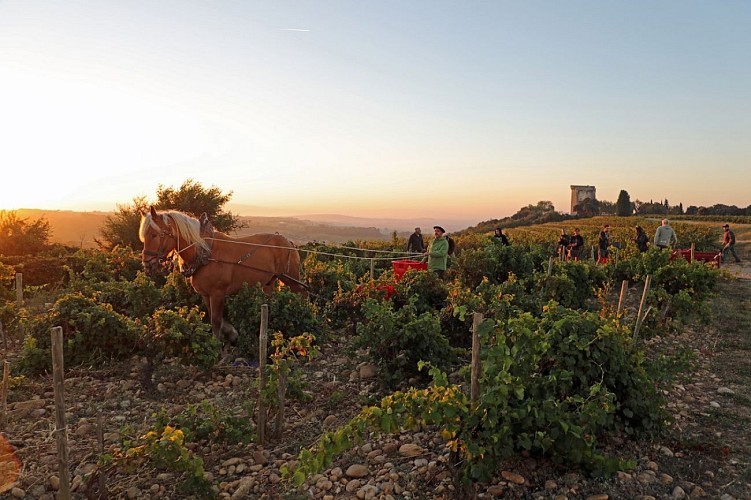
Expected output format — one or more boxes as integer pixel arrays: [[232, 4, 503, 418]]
[[1, 275, 749, 499]]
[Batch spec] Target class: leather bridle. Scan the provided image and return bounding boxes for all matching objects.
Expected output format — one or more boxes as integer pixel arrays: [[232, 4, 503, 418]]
[[142, 224, 177, 266]]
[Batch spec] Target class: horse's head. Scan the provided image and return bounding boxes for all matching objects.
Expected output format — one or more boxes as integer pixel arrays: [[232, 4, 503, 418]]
[[139, 206, 177, 275]]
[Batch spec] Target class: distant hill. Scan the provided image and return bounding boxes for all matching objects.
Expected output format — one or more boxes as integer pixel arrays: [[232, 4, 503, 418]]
[[17, 209, 110, 249], [12, 209, 460, 248]]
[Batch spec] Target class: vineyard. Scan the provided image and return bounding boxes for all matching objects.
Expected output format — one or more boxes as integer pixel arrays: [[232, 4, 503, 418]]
[[0, 216, 749, 499]]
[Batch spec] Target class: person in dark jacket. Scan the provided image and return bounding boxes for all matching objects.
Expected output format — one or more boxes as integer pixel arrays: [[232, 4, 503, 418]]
[[634, 225, 649, 252], [407, 227, 425, 254], [493, 227, 510, 246], [568, 228, 584, 261]]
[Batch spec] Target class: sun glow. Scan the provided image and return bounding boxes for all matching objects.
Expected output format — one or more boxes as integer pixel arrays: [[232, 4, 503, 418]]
[[0, 70, 208, 210]]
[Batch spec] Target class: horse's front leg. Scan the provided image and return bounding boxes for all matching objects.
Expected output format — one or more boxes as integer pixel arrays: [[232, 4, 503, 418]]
[[208, 294, 238, 345]]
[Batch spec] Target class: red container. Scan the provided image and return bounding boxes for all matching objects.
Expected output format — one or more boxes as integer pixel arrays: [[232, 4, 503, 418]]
[[392, 259, 428, 281], [670, 249, 721, 267]]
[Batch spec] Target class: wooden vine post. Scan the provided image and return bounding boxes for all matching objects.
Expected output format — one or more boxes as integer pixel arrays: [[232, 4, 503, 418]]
[[370, 259, 375, 280], [15, 273, 22, 308], [1, 360, 9, 429], [470, 312, 483, 404], [257, 304, 269, 444], [50, 326, 71, 500], [0, 319, 6, 356], [632, 275, 652, 348], [616, 280, 629, 316], [690, 243, 695, 263]]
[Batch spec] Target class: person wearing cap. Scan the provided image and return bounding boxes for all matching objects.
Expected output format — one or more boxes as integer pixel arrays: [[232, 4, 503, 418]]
[[722, 224, 741, 263], [654, 219, 678, 250], [407, 227, 425, 255], [423, 226, 449, 277]]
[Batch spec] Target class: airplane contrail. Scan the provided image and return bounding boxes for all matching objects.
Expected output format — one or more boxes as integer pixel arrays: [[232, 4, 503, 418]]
[[280, 28, 310, 32]]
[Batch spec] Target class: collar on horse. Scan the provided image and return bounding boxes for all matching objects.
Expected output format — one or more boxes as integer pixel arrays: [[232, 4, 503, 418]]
[[181, 213, 215, 277]]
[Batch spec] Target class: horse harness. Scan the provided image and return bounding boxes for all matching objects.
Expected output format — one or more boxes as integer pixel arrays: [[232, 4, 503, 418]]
[[201, 232, 307, 290]]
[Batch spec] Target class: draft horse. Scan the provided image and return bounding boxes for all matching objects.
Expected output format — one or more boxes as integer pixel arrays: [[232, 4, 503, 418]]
[[139, 207, 306, 343]]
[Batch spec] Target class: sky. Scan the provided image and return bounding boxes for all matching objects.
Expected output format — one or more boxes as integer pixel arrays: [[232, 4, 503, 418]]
[[1, 1, 749, 225]]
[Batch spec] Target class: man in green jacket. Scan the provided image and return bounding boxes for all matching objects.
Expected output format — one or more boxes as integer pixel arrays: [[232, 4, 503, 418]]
[[424, 226, 449, 278]]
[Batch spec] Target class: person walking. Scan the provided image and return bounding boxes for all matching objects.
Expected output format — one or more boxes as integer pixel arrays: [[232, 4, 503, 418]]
[[634, 225, 649, 253], [493, 227, 510, 246], [423, 225, 449, 278], [597, 224, 610, 264], [722, 224, 741, 263], [407, 227, 425, 255], [654, 219, 678, 250], [568, 228, 584, 261]]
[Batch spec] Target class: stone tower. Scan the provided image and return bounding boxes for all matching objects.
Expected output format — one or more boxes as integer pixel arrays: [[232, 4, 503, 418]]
[[570, 185, 596, 213]]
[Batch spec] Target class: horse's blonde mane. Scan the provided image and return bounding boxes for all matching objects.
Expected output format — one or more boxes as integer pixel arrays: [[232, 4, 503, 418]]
[[139, 211, 211, 254]]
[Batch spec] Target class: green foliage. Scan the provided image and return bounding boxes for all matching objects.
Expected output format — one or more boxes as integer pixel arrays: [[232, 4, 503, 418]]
[[103, 272, 163, 319], [224, 284, 321, 360], [292, 305, 663, 487], [392, 268, 449, 314], [261, 332, 319, 417], [160, 268, 205, 310], [144, 306, 221, 370], [69, 247, 143, 284], [324, 279, 389, 332], [0, 261, 15, 303], [354, 298, 452, 388], [154, 401, 255, 445], [538, 261, 609, 310], [302, 255, 357, 308], [19, 292, 140, 374], [453, 243, 535, 288]]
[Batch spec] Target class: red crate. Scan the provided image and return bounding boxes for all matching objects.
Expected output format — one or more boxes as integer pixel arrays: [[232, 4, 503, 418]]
[[670, 249, 721, 267], [392, 259, 428, 281]]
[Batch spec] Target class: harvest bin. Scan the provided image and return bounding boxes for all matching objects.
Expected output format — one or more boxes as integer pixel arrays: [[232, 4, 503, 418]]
[[670, 249, 722, 267], [392, 259, 428, 281]]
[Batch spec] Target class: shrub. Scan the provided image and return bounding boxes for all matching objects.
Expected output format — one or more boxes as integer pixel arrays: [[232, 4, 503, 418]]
[[224, 284, 321, 360], [354, 298, 452, 388], [143, 306, 221, 370], [324, 278, 390, 333], [453, 244, 535, 289], [392, 269, 449, 315], [20, 292, 140, 374]]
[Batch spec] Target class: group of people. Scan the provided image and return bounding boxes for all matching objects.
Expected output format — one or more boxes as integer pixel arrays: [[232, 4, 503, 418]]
[[408, 218, 741, 277], [556, 228, 586, 261], [557, 218, 741, 264], [407, 225, 511, 278]]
